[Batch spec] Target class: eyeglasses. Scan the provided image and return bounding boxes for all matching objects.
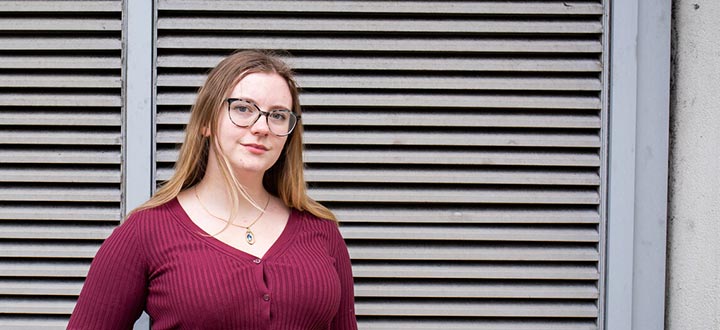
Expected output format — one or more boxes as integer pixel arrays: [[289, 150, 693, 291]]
[[225, 98, 300, 136]]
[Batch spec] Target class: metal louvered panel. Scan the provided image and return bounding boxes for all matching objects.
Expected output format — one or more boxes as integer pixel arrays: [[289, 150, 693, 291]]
[[0, 1, 123, 328], [156, 1, 606, 329]]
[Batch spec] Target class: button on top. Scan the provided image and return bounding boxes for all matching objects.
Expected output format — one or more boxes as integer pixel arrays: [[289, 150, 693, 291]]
[[253, 258, 262, 264], [262, 294, 271, 301]]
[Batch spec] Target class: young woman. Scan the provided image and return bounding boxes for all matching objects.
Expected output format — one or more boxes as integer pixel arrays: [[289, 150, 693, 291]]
[[68, 50, 357, 329]]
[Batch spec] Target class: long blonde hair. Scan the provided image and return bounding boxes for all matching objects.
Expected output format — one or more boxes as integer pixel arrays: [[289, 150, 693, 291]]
[[132, 50, 336, 222]]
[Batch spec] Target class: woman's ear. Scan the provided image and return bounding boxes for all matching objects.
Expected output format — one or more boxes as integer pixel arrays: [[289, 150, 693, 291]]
[[201, 126, 211, 137]]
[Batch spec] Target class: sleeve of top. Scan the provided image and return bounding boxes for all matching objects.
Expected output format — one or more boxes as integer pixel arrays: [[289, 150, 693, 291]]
[[67, 215, 148, 330], [328, 223, 358, 330]]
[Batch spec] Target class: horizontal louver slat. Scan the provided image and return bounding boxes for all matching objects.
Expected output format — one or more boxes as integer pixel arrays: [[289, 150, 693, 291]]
[[0, 298, 75, 314], [302, 131, 600, 147], [158, 168, 599, 185], [0, 223, 114, 240], [0, 149, 121, 164], [0, 74, 121, 88], [357, 319, 597, 330], [159, 111, 601, 128], [0, 37, 120, 50], [158, 0, 603, 15], [0, 112, 120, 126], [0, 167, 120, 183], [309, 187, 599, 204], [352, 262, 598, 280], [0, 242, 100, 258], [0, 279, 83, 296], [159, 17, 601, 34], [0, 1, 119, 12], [157, 36, 602, 53], [340, 226, 598, 242], [0, 93, 121, 107], [0, 130, 120, 145], [158, 148, 600, 166], [355, 300, 597, 317], [157, 129, 600, 147], [0, 18, 120, 31], [347, 244, 598, 261], [354, 281, 597, 299], [0, 319, 70, 330], [0, 187, 120, 202], [307, 168, 599, 185], [0, 55, 120, 69], [158, 54, 602, 72], [332, 207, 599, 224], [0, 205, 119, 221], [157, 73, 602, 91], [0, 260, 90, 277], [158, 92, 600, 109]]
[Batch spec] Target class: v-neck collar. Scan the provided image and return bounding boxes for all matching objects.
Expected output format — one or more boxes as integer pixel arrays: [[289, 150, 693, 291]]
[[167, 197, 299, 261]]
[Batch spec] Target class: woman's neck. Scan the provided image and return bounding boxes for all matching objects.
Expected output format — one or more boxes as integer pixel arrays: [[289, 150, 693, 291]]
[[195, 165, 269, 215]]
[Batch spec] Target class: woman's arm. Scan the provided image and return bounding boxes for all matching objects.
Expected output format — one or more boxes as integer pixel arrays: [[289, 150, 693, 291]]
[[67, 216, 148, 329], [329, 224, 358, 330]]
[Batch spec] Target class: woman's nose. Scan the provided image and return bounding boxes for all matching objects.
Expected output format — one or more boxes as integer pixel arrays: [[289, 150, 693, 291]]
[[250, 112, 271, 135]]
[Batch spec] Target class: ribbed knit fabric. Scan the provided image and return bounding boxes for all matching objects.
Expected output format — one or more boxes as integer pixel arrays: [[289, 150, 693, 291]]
[[68, 198, 357, 330]]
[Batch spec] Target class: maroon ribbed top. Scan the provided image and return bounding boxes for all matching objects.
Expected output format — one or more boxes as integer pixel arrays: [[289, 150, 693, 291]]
[[68, 198, 357, 330]]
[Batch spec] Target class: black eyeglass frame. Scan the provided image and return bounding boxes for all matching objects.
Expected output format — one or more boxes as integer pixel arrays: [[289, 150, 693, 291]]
[[225, 98, 301, 137]]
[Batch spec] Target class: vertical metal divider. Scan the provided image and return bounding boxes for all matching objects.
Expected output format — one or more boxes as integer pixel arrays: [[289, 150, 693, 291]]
[[596, 0, 612, 328], [605, 0, 671, 329], [606, 0, 640, 327], [123, 0, 154, 328]]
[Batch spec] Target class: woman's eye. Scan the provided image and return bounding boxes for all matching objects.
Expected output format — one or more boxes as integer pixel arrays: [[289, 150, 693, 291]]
[[233, 106, 250, 113], [270, 112, 288, 121]]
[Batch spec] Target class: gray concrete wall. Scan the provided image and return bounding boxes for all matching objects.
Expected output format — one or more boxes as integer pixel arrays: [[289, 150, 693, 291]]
[[667, 1, 720, 329]]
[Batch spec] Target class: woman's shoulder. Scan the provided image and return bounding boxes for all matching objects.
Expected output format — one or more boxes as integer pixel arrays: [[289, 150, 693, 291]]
[[122, 198, 182, 230], [292, 209, 350, 258], [293, 208, 343, 238], [294, 209, 337, 226]]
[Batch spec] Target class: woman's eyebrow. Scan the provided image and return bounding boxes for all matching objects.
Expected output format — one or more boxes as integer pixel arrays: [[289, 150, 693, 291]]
[[233, 96, 291, 110]]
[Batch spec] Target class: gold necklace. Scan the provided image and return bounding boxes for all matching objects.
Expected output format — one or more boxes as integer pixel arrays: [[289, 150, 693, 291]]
[[194, 187, 270, 245]]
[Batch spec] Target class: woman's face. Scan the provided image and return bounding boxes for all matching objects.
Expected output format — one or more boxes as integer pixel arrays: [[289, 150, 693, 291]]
[[210, 71, 293, 177]]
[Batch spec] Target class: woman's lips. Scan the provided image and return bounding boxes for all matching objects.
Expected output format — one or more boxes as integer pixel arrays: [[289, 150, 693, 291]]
[[242, 143, 268, 154]]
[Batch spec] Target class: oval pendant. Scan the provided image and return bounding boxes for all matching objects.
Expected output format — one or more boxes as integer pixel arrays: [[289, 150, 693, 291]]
[[245, 229, 255, 245]]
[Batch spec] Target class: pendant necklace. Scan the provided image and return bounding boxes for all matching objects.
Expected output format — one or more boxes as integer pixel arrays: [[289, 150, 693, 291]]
[[194, 187, 270, 245]]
